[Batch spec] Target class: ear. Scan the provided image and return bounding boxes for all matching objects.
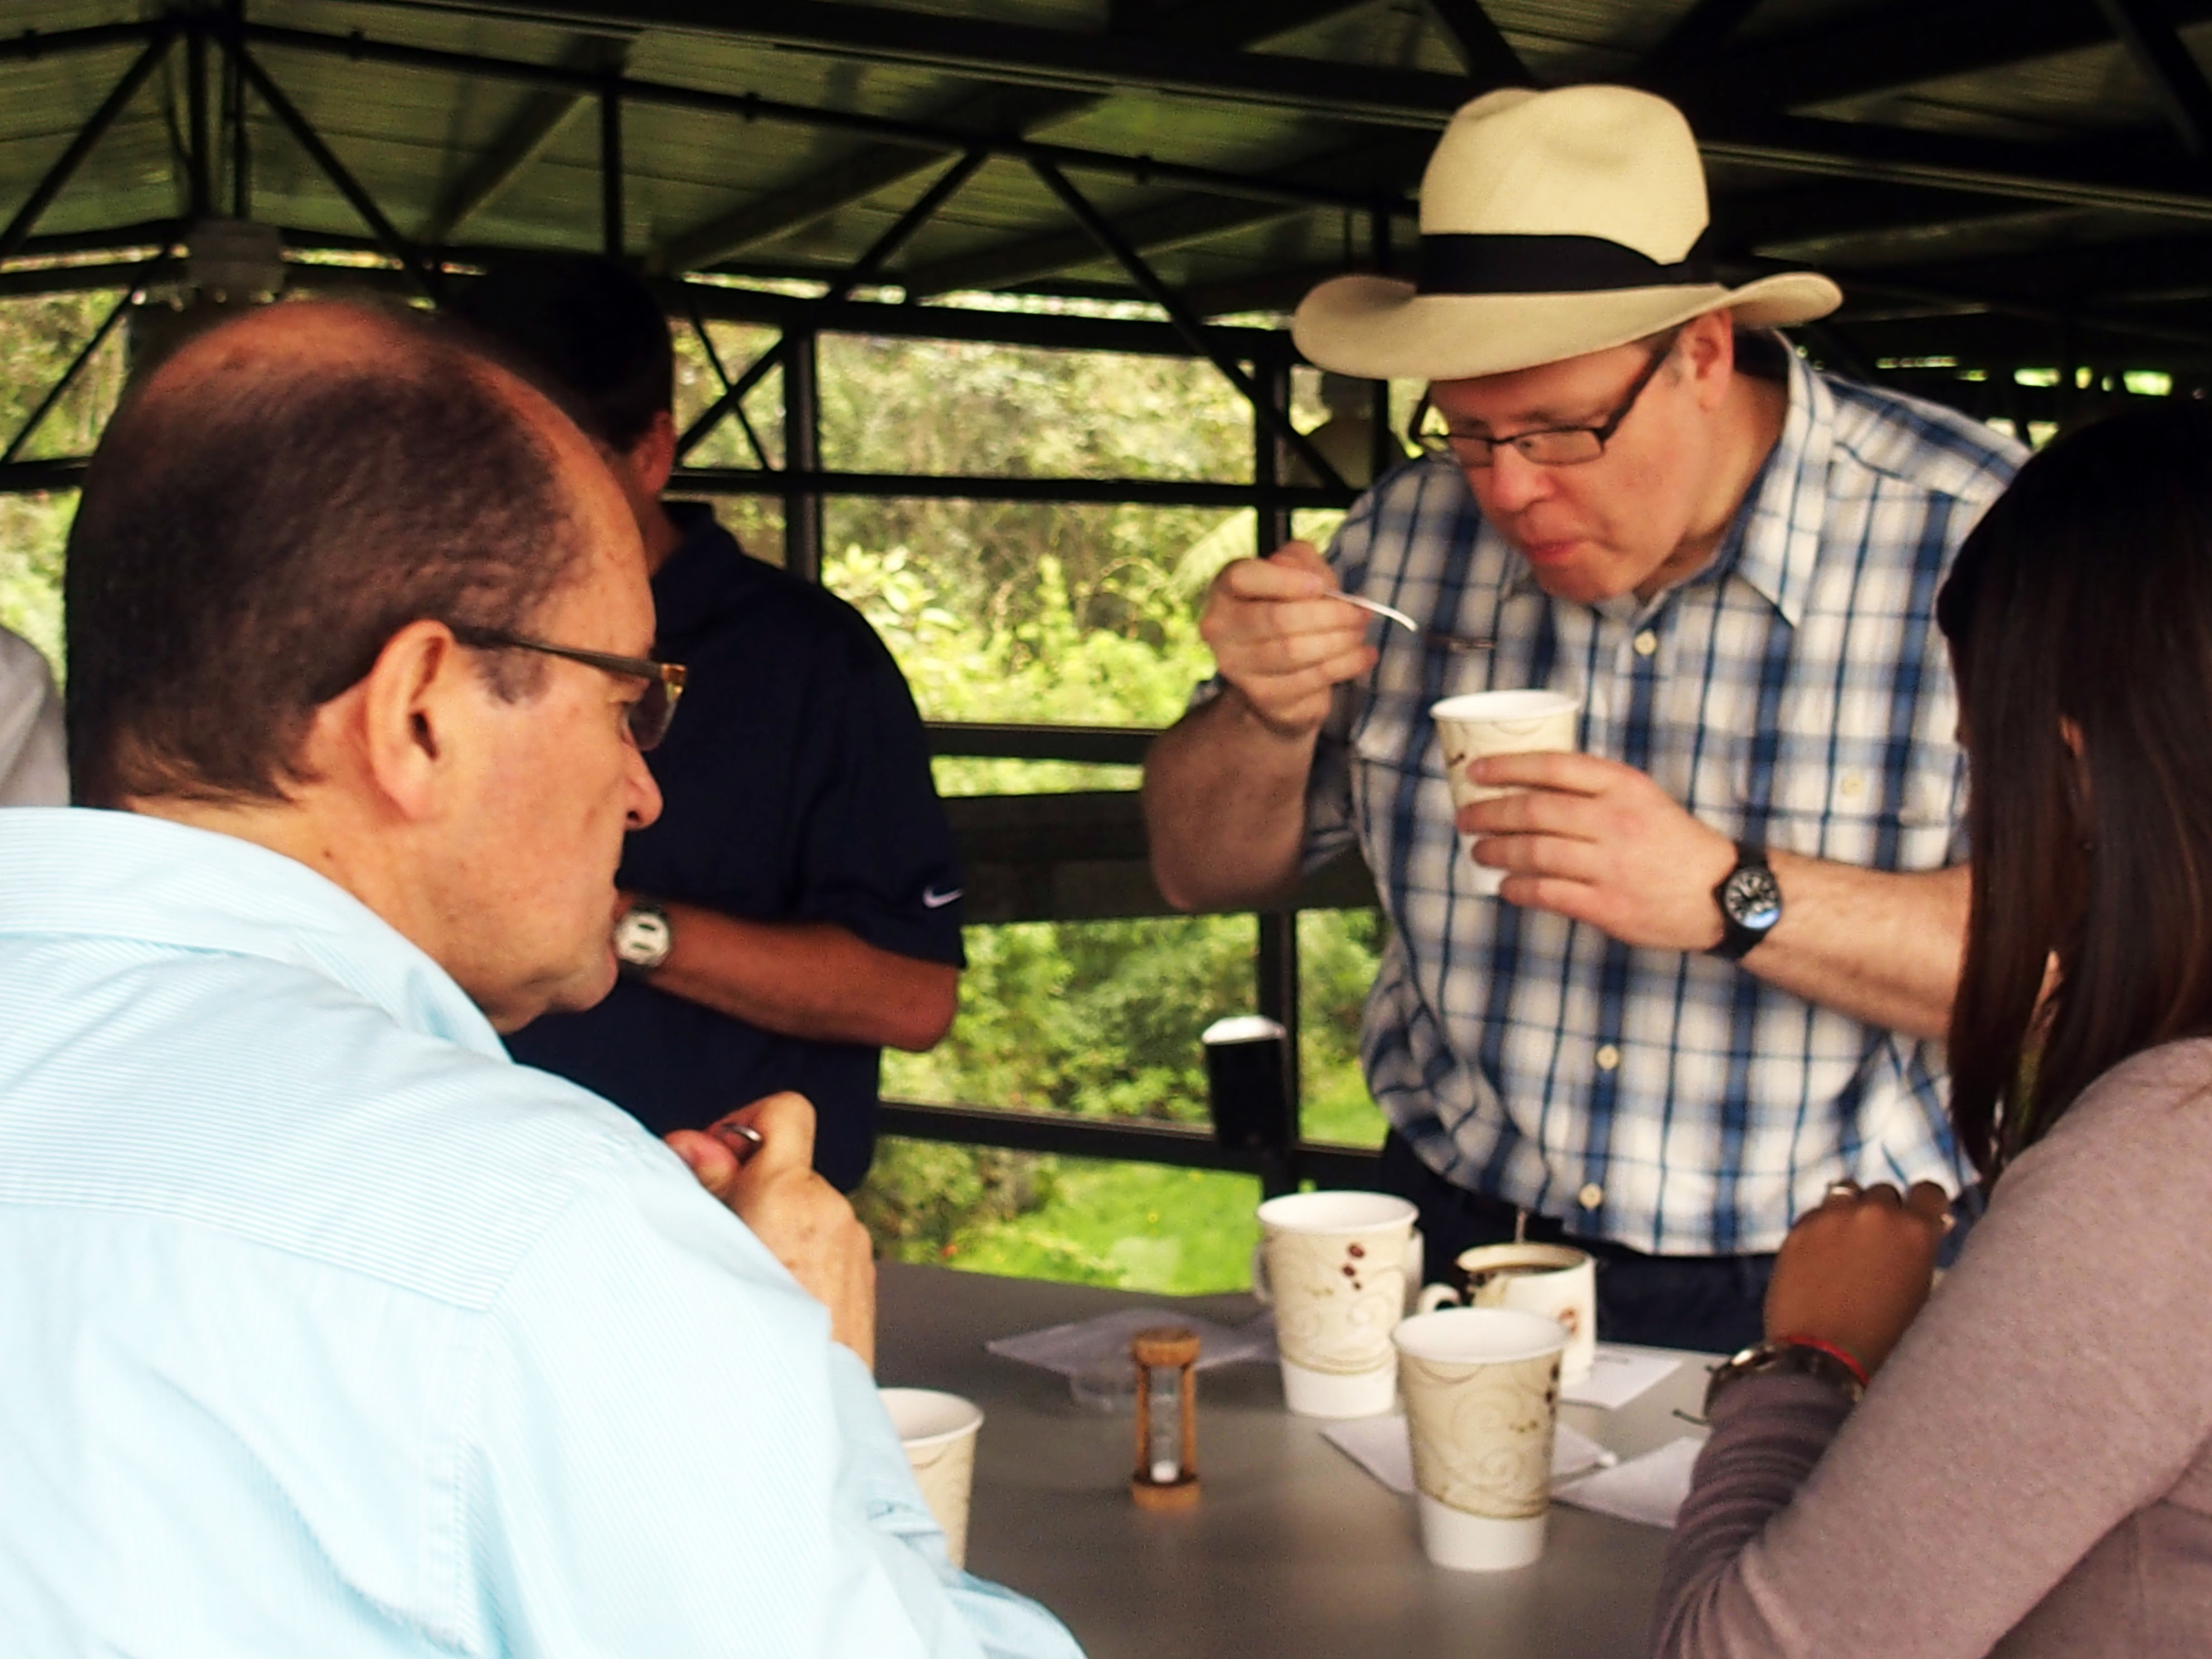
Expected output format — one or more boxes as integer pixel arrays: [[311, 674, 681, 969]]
[[628, 409, 678, 497], [1681, 311, 1736, 411], [356, 619, 479, 820]]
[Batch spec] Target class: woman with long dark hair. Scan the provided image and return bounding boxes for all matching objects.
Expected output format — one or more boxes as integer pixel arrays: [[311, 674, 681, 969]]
[[1654, 402, 2212, 1656]]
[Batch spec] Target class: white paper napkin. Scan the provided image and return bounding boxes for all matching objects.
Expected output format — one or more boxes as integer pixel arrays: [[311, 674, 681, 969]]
[[1550, 1435, 1704, 1529], [1321, 1413, 1617, 1496], [1560, 1346, 1682, 1410]]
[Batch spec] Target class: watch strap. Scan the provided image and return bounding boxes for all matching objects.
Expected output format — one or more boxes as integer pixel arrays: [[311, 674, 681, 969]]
[[1704, 1336, 1867, 1417]]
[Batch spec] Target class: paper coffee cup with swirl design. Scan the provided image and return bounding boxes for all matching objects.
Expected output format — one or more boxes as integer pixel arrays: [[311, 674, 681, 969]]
[[1251, 1191, 1422, 1418], [1391, 1307, 1568, 1570], [1429, 690, 1580, 896]]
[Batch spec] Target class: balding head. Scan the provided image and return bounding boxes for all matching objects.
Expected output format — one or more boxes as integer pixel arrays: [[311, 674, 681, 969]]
[[66, 301, 604, 806]]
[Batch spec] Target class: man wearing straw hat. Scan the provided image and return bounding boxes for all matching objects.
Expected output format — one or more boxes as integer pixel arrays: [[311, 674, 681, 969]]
[[1145, 86, 2023, 1352]]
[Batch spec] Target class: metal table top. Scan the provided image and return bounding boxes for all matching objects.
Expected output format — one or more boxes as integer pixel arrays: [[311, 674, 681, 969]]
[[877, 1261, 1710, 1659]]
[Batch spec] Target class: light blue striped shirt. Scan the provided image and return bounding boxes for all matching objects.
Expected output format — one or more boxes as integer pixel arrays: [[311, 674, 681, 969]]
[[1303, 351, 2023, 1255], [0, 808, 1081, 1659]]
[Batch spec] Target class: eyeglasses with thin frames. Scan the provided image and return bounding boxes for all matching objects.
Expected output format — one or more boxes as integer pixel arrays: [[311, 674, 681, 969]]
[[447, 623, 687, 751], [1405, 332, 1681, 470]]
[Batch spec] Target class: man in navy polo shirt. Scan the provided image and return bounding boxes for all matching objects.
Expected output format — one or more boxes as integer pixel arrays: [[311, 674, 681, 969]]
[[454, 258, 964, 1191]]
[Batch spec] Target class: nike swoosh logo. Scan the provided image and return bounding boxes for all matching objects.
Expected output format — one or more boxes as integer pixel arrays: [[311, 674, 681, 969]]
[[923, 886, 963, 909]]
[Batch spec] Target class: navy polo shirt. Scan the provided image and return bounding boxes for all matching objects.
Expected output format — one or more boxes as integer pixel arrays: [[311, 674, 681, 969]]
[[507, 505, 965, 1190]]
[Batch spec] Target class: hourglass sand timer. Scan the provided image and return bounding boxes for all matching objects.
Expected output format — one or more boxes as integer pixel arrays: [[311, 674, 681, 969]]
[[1129, 1326, 1201, 1510]]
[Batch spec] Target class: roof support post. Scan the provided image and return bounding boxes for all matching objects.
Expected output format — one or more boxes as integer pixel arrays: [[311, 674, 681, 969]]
[[0, 27, 176, 266], [229, 46, 444, 302], [783, 329, 824, 583], [1027, 157, 1348, 491], [2092, 0, 2212, 158], [601, 72, 624, 258], [222, 0, 247, 217], [186, 20, 213, 219]]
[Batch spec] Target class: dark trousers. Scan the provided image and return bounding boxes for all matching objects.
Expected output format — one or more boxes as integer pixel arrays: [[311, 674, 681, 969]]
[[1378, 1133, 1772, 1356]]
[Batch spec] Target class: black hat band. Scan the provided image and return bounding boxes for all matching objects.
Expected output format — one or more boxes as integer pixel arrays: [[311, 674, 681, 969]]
[[1416, 231, 1716, 297]]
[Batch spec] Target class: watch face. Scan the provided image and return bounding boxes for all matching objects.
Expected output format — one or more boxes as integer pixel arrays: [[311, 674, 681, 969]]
[[614, 905, 672, 969], [1722, 865, 1783, 932]]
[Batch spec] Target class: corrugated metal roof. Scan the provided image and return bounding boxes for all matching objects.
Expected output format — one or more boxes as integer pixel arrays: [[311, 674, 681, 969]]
[[1, 0, 2210, 399]]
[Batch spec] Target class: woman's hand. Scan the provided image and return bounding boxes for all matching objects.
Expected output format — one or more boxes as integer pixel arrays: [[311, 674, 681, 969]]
[[1764, 1181, 1954, 1378]]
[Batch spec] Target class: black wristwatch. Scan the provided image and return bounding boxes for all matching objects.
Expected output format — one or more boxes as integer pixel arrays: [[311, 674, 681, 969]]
[[1710, 842, 1782, 962], [613, 900, 673, 976]]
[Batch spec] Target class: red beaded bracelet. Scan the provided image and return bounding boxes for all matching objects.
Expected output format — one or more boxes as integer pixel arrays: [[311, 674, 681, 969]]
[[1772, 1333, 1871, 1390]]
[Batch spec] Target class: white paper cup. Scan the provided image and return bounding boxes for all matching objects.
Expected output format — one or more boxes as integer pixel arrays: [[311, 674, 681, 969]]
[[1393, 1307, 1568, 1571], [1251, 1191, 1422, 1418], [1429, 690, 1581, 896], [1414, 1242, 1598, 1385], [880, 1387, 984, 1569]]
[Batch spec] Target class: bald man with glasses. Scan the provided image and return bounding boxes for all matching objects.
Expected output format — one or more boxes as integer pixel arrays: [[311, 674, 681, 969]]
[[1144, 87, 2025, 1352]]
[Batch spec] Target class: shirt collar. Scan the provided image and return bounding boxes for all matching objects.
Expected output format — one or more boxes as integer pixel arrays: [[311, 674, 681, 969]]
[[0, 807, 507, 1060], [1496, 346, 1832, 629]]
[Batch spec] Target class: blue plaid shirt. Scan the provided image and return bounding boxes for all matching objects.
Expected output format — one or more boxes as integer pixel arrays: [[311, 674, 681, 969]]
[[1304, 350, 2023, 1256]]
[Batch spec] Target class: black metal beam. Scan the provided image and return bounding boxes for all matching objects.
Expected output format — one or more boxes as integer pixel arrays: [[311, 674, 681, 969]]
[[901, 194, 1302, 299], [1695, 111, 2212, 223], [876, 1099, 1383, 1187], [653, 143, 949, 274], [229, 46, 445, 302], [824, 149, 989, 302], [0, 21, 161, 65], [1029, 157, 1347, 491], [2092, 0, 2212, 159], [600, 71, 622, 257], [424, 36, 619, 242], [925, 722, 1155, 764], [186, 23, 212, 220], [1420, 0, 1536, 88], [1633, 0, 1773, 85], [647, 0, 1371, 270], [671, 465, 1355, 511], [783, 329, 823, 581], [1665, 0, 2212, 117], [348, 0, 1470, 125], [245, 21, 1412, 219], [0, 28, 175, 266], [256, 13, 2212, 245]]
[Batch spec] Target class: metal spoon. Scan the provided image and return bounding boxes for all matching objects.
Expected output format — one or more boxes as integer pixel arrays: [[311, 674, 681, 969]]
[[1332, 589, 1493, 653]]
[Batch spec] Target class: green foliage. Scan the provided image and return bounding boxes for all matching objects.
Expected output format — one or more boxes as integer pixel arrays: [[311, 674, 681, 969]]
[[0, 289, 119, 679], [0, 492, 72, 677]]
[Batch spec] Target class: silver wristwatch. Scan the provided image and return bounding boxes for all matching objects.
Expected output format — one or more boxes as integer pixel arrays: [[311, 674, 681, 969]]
[[612, 900, 673, 976]]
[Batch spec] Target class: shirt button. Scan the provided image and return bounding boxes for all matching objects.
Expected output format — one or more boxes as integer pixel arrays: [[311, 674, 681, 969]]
[[1840, 771, 1867, 800], [1632, 629, 1658, 658], [1594, 1043, 1621, 1071], [1578, 1183, 1605, 1210]]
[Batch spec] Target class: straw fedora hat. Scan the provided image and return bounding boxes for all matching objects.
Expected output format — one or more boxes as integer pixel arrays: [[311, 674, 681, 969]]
[[1293, 86, 1840, 382]]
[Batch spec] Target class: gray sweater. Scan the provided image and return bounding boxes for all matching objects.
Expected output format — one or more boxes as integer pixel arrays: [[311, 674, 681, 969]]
[[1655, 1039, 2212, 1657]]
